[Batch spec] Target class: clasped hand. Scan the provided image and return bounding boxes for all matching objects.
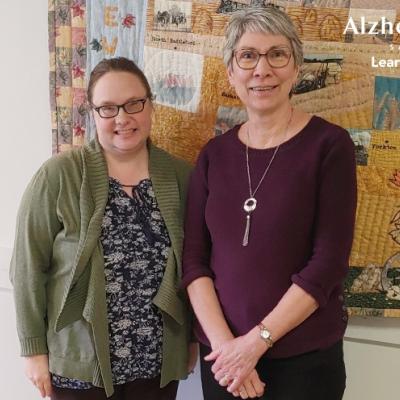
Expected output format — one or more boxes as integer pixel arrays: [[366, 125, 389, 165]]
[[206, 330, 269, 398]]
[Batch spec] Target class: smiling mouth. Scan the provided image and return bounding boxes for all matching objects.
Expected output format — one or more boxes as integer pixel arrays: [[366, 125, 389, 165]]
[[114, 128, 137, 135], [250, 85, 278, 92]]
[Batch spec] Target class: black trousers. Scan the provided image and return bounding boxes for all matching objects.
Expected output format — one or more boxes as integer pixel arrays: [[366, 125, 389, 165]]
[[51, 376, 178, 400], [200, 340, 346, 400]]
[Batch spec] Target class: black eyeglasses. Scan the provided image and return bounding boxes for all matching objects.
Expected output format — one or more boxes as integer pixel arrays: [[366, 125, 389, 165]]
[[92, 97, 148, 118], [234, 47, 292, 70]]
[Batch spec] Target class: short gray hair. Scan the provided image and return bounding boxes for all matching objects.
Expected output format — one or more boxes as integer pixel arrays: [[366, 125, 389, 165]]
[[223, 7, 303, 68]]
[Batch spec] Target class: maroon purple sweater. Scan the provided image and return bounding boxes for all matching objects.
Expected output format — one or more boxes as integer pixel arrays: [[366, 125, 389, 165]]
[[182, 116, 357, 358]]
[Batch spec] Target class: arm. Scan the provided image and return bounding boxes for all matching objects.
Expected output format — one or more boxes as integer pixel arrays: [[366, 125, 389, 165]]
[[187, 277, 234, 348], [188, 278, 266, 398], [183, 146, 234, 347], [10, 166, 62, 397], [209, 130, 357, 392]]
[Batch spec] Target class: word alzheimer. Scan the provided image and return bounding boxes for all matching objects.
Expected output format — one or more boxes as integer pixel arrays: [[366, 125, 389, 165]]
[[344, 17, 400, 35]]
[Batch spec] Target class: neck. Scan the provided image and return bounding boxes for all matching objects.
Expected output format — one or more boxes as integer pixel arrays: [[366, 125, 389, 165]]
[[104, 144, 150, 186], [245, 103, 293, 149]]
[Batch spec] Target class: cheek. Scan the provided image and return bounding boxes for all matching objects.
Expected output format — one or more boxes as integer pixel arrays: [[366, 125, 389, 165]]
[[94, 115, 112, 131], [139, 110, 153, 131], [94, 115, 113, 134], [231, 74, 250, 92]]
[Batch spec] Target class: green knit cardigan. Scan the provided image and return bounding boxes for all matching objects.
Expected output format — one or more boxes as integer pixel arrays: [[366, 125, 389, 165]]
[[10, 138, 192, 397]]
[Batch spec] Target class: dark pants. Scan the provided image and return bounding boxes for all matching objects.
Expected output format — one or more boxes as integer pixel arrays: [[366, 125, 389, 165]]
[[200, 340, 346, 400], [51, 376, 178, 400]]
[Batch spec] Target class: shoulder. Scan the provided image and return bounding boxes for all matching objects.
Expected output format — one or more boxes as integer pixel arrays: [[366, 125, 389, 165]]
[[169, 152, 193, 176], [39, 146, 83, 173], [204, 126, 239, 151], [17, 148, 84, 211], [310, 116, 352, 145], [149, 143, 193, 181], [32, 147, 84, 187], [195, 126, 240, 164], [298, 116, 354, 159], [305, 117, 356, 175]]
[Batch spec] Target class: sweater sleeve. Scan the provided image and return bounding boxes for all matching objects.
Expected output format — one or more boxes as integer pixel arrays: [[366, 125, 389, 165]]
[[182, 145, 215, 288], [291, 130, 357, 307], [9, 166, 62, 356]]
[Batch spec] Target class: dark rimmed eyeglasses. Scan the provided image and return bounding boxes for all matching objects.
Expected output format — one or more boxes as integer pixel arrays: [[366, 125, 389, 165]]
[[234, 47, 292, 70], [92, 97, 148, 118]]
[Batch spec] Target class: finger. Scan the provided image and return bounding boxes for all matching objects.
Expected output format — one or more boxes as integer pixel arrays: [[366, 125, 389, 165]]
[[251, 376, 266, 397], [218, 374, 231, 387], [204, 350, 219, 361], [238, 386, 249, 399], [243, 380, 257, 398], [211, 356, 225, 374], [214, 369, 228, 381], [227, 375, 244, 393], [44, 377, 53, 397], [211, 355, 237, 375], [36, 382, 46, 398]]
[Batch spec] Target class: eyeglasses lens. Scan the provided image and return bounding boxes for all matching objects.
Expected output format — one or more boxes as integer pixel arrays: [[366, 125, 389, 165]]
[[124, 100, 145, 114], [97, 99, 146, 118], [268, 49, 291, 67], [236, 48, 291, 69], [99, 106, 119, 118]]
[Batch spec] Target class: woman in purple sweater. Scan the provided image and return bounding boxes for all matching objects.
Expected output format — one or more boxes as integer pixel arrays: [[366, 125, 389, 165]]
[[182, 7, 356, 400]]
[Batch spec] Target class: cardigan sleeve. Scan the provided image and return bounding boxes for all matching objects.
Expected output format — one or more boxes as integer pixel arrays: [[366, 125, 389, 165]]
[[291, 130, 357, 307], [10, 165, 62, 356], [182, 145, 215, 288]]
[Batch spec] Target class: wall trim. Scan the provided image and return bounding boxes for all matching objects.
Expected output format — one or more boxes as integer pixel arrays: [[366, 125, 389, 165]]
[[345, 316, 400, 346], [344, 336, 400, 349]]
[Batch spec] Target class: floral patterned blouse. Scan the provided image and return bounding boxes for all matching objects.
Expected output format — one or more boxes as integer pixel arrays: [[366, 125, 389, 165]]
[[52, 178, 170, 389]]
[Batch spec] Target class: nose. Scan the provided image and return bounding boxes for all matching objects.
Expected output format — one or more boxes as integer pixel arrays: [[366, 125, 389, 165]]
[[114, 107, 131, 125], [253, 54, 273, 77]]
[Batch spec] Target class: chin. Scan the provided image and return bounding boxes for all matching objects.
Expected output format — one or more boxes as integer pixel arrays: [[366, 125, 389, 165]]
[[116, 139, 147, 153]]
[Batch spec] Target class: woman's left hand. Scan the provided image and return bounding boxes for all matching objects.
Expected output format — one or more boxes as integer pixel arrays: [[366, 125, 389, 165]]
[[204, 327, 269, 393], [187, 342, 199, 374]]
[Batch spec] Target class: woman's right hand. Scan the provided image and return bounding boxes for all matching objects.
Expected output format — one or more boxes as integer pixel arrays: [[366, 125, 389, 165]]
[[24, 354, 53, 398], [231, 369, 265, 399], [212, 337, 265, 398]]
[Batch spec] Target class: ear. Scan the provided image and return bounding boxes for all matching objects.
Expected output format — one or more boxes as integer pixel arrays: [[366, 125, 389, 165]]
[[295, 64, 300, 77], [292, 65, 300, 86], [227, 64, 235, 86]]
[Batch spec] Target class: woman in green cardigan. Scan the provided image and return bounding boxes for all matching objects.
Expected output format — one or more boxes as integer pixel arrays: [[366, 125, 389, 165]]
[[10, 57, 197, 400]]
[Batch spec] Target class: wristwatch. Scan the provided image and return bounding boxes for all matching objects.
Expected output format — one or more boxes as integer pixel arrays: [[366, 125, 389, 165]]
[[258, 322, 274, 348]]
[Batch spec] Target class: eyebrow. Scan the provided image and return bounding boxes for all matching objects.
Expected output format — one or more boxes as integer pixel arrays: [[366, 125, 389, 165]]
[[95, 96, 147, 106], [237, 45, 290, 51]]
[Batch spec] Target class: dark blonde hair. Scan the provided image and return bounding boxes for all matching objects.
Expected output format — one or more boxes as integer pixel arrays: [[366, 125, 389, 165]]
[[87, 57, 153, 104]]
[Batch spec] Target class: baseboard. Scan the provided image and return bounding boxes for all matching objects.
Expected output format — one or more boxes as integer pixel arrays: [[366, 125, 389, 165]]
[[345, 316, 400, 346]]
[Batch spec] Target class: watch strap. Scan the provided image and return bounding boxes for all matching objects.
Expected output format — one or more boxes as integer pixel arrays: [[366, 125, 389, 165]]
[[258, 322, 274, 348]]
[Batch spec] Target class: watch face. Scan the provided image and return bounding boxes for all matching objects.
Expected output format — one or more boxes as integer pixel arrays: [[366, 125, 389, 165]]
[[261, 330, 271, 340]]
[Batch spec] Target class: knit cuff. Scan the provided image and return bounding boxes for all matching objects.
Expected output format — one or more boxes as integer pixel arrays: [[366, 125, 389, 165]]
[[20, 336, 48, 356]]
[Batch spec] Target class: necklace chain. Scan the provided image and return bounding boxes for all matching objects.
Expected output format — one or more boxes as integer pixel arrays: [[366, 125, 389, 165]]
[[245, 134, 280, 199], [245, 108, 293, 197], [242, 108, 294, 246]]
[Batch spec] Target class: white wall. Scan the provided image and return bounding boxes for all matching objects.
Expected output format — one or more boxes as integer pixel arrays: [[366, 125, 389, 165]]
[[0, 1, 398, 399], [0, 1, 52, 398]]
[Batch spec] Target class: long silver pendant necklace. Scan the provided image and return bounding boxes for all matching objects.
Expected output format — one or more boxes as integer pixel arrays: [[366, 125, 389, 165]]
[[242, 108, 293, 246]]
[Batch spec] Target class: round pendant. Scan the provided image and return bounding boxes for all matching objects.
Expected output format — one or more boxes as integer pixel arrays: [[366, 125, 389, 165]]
[[243, 197, 257, 213]]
